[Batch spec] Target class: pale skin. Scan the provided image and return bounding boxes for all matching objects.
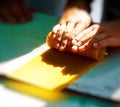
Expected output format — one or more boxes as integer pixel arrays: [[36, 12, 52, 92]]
[[51, 0, 120, 53], [72, 19, 120, 52], [51, 0, 92, 52]]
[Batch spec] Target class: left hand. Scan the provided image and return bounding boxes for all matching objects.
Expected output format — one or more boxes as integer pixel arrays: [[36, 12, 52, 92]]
[[71, 19, 120, 52], [51, 7, 92, 51]]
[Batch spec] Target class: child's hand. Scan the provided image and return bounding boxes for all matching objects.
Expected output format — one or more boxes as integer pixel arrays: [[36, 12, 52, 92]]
[[51, 8, 92, 51]]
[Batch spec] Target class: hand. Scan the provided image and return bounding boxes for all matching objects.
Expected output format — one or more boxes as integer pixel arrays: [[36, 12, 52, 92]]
[[71, 19, 120, 52], [51, 7, 92, 51], [0, 0, 32, 24]]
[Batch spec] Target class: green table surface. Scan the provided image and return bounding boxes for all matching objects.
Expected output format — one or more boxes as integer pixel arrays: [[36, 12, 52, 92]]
[[0, 12, 120, 107]]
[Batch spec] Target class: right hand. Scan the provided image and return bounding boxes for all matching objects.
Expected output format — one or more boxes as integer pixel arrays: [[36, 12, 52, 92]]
[[71, 19, 120, 53]]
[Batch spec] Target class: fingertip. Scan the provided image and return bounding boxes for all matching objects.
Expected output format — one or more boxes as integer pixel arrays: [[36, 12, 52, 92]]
[[52, 34, 56, 39], [59, 41, 67, 52], [78, 45, 86, 52], [59, 46, 65, 52], [72, 39, 77, 45], [93, 42, 99, 48], [93, 42, 104, 48], [52, 24, 60, 33], [72, 45, 78, 53], [54, 43, 60, 49]]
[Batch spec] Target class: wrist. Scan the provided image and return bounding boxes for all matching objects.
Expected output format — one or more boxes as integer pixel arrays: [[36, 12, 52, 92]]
[[65, 0, 91, 13]]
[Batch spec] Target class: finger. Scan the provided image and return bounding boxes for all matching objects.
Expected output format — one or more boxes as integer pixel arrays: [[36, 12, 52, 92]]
[[72, 27, 92, 46], [0, 7, 17, 24], [78, 40, 91, 52], [8, 2, 27, 23], [74, 22, 87, 31], [59, 39, 68, 51], [52, 23, 66, 49], [18, 0, 32, 20], [52, 24, 60, 36], [77, 24, 101, 45], [71, 45, 79, 53], [51, 24, 61, 49], [93, 37, 116, 48], [51, 32, 61, 49], [72, 24, 102, 45], [72, 39, 91, 53], [59, 32, 70, 51], [59, 21, 76, 51], [70, 22, 86, 39], [91, 32, 109, 43], [53, 39, 61, 49], [56, 23, 66, 41], [65, 21, 76, 33], [75, 35, 92, 52]]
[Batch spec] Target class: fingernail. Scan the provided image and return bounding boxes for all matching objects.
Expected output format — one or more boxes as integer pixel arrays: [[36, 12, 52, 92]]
[[93, 42, 98, 47], [72, 39, 77, 44], [59, 46, 64, 52], [79, 45, 85, 52], [72, 45, 78, 50], [52, 34, 56, 38], [55, 43, 59, 49], [72, 45, 78, 53]]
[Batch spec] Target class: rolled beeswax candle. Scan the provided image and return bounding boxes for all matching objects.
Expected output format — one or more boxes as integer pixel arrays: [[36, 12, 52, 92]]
[[46, 32, 107, 61]]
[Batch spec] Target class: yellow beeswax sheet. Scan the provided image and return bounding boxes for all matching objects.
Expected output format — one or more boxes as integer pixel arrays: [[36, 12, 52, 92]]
[[3, 76, 65, 101], [7, 44, 99, 91]]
